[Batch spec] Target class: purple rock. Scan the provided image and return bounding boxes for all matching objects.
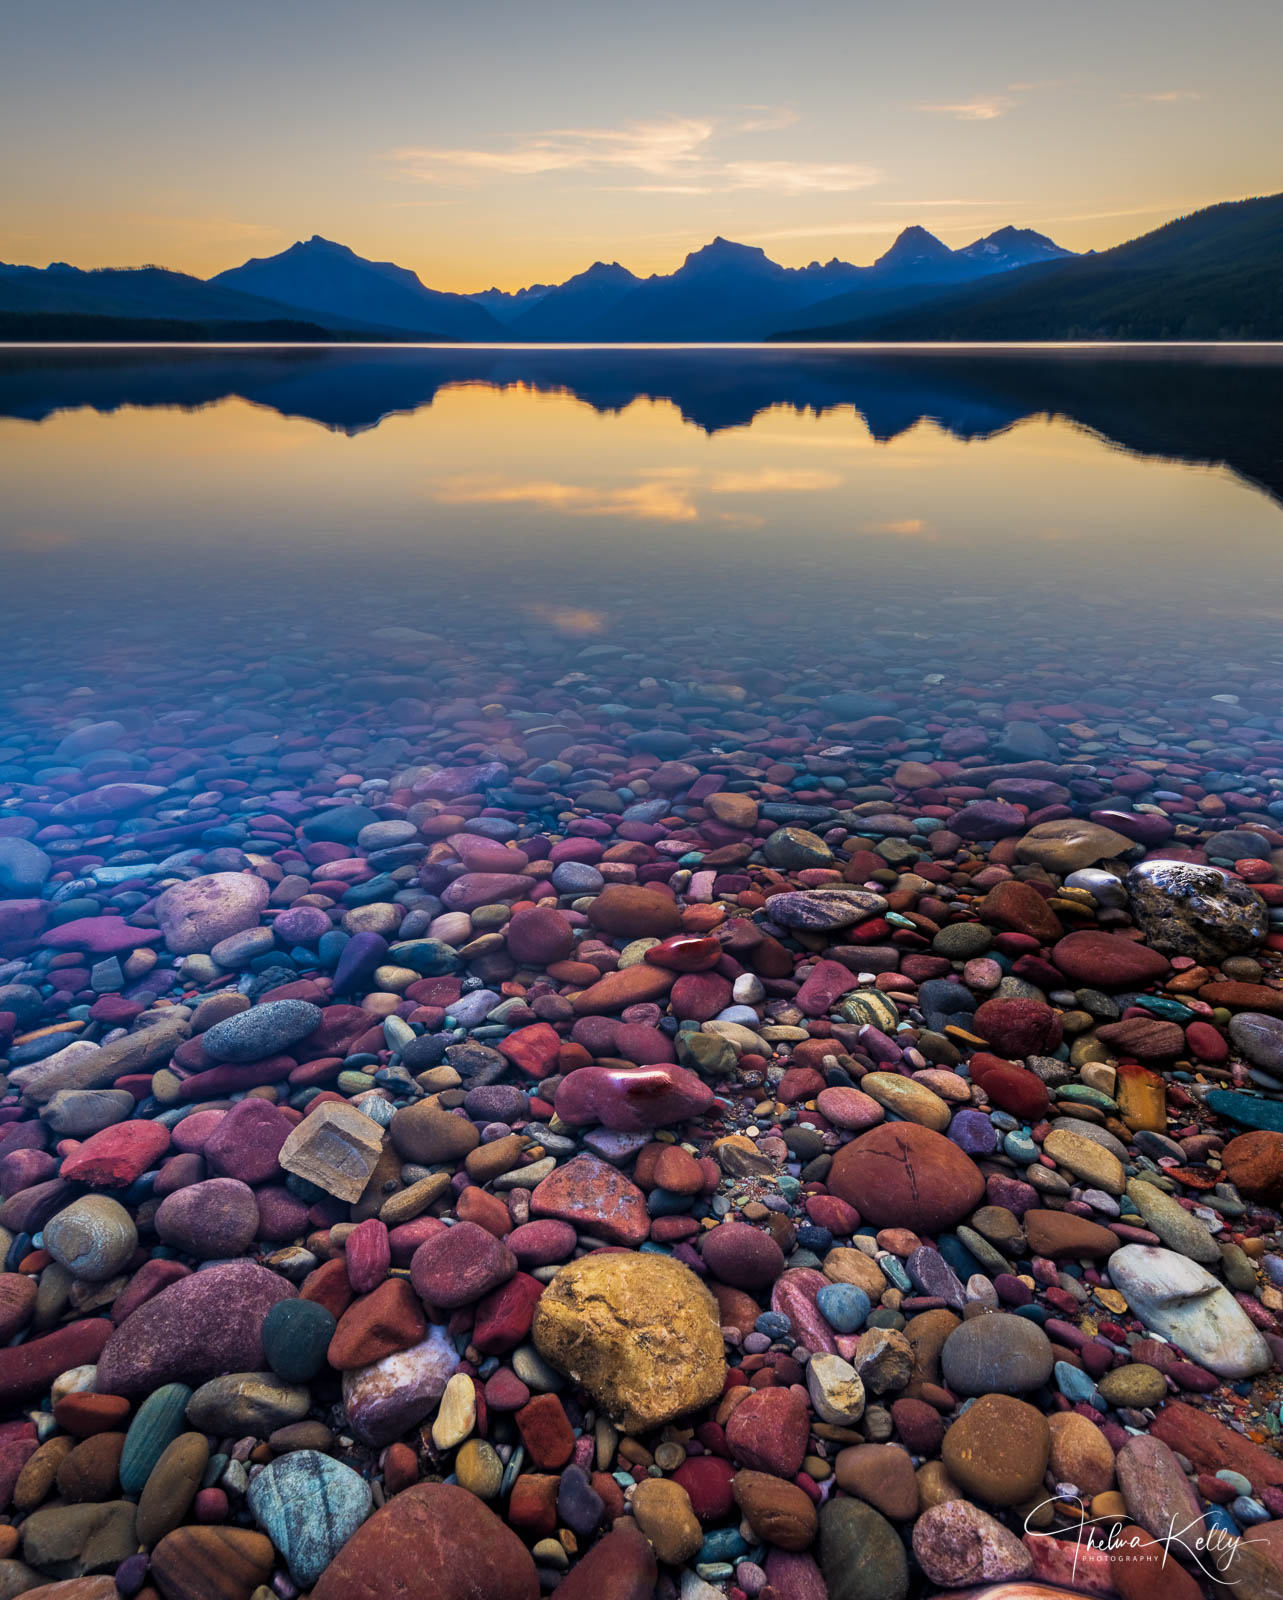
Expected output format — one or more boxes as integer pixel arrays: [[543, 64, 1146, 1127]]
[[949, 1108, 999, 1156], [341, 1324, 461, 1445], [333, 931, 389, 996], [40, 917, 163, 954], [553, 1063, 713, 1132], [97, 1261, 296, 1397]]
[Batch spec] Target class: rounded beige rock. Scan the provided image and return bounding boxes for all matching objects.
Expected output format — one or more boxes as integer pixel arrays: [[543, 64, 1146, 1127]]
[[532, 1252, 726, 1434]]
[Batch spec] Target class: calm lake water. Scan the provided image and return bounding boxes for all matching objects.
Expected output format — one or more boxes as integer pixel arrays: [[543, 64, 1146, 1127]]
[[3, 343, 1283, 711]]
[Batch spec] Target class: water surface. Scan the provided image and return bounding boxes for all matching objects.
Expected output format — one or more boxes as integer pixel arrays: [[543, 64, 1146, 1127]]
[[3, 343, 1283, 710]]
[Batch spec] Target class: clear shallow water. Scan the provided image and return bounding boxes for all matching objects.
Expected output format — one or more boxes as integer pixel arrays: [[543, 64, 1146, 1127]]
[[2, 343, 1283, 707]]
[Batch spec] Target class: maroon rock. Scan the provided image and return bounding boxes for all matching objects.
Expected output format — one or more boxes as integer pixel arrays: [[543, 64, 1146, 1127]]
[[973, 997, 1063, 1057], [505, 907, 575, 966], [1051, 931, 1170, 989], [154, 1176, 259, 1259], [506, 1220, 577, 1267], [586, 884, 682, 939], [670, 971, 733, 1022], [98, 1261, 295, 1397], [701, 1221, 786, 1291], [202, 1097, 293, 1185], [553, 1523, 658, 1600], [1096, 1016, 1187, 1059], [440, 873, 536, 911], [472, 1272, 545, 1356], [553, 1063, 713, 1131], [968, 1053, 1051, 1120], [410, 1221, 518, 1309], [978, 880, 1064, 942]]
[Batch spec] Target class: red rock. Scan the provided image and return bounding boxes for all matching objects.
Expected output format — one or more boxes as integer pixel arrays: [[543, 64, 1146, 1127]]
[[1151, 1400, 1283, 1490], [409, 1221, 517, 1309], [586, 885, 682, 939], [1198, 981, 1283, 1015], [701, 1221, 786, 1291], [329, 1279, 426, 1369], [516, 1392, 575, 1469], [552, 1523, 658, 1600], [553, 1063, 713, 1131], [644, 934, 721, 972], [1051, 931, 1170, 989], [1222, 1132, 1283, 1204], [311, 1481, 539, 1600], [1185, 1019, 1228, 1064], [0, 1319, 113, 1405], [973, 997, 1063, 1057], [968, 1054, 1051, 1120], [652, 1144, 704, 1195], [1110, 1522, 1204, 1600], [497, 1022, 562, 1079], [508, 1473, 560, 1537], [300, 1257, 354, 1321], [1023, 1210, 1119, 1258], [828, 1123, 985, 1232], [726, 1385, 810, 1476], [530, 1154, 649, 1246], [472, 1272, 545, 1356], [505, 907, 575, 966], [51, 1391, 131, 1437], [59, 1121, 170, 1188], [673, 1453, 737, 1521], [978, 880, 1064, 942], [110, 1258, 191, 1324]]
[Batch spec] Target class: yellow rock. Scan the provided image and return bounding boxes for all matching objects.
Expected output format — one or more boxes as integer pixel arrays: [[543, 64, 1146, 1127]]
[[1043, 1129, 1125, 1195], [533, 1253, 726, 1434], [859, 1073, 951, 1132], [1115, 1063, 1167, 1134], [821, 1248, 888, 1298]]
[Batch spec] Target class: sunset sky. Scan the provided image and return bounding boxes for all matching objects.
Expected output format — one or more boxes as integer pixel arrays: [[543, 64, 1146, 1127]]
[[3, 0, 1280, 292]]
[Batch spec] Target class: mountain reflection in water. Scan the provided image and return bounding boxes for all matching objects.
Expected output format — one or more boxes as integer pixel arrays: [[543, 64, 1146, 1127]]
[[1, 343, 1281, 503]]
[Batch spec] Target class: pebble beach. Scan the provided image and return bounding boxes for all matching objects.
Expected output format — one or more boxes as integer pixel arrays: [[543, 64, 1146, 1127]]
[[5, 524, 1283, 1600]]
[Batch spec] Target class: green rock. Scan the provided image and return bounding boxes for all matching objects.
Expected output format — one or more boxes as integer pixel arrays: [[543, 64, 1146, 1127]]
[[1205, 1090, 1283, 1133], [186, 1372, 310, 1436], [1055, 1084, 1118, 1112], [120, 1383, 194, 1495], [763, 826, 833, 870], [262, 1297, 337, 1383], [1097, 1363, 1168, 1409], [819, 1499, 908, 1600], [1125, 1177, 1222, 1265], [931, 923, 992, 959]]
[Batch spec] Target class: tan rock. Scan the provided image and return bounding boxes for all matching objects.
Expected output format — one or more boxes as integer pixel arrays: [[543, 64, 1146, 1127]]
[[532, 1252, 725, 1434], [1016, 819, 1135, 874], [279, 1102, 386, 1203], [859, 1074, 951, 1132], [1042, 1129, 1126, 1196], [631, 1478, 702, 1564], [821, 1248, 887, 1298], [1048, 1412, 1116, 1498]]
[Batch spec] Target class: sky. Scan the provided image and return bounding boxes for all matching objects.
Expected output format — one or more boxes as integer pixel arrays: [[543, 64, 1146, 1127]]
[[2, 0, 1280, 292]]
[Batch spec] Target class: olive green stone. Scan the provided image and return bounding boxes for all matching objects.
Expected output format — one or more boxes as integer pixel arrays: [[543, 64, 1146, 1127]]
[[819, 1498, 908, 1600], [120, 1383, 194, 1495]]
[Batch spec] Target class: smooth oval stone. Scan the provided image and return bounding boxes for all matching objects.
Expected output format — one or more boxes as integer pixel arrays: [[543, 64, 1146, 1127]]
[[120, 1383, 194, 1496], [553, 1064, 714, 1131], [200, 1000, 322, 1063], [186, 1372, 310, 1436], [43, 1194, 137, 1282], [261, 1298, 338, 1384]]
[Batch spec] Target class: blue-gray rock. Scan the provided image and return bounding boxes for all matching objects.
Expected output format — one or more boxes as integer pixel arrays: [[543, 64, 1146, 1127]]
[[0, 837, 51, 895], [201, 1000, 322, 1062], [1204, 1088, 1283, 1133], [248, 1449, 372, 1585]]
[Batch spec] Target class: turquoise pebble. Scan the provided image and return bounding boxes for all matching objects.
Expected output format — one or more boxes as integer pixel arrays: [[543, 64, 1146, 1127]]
[[120, 1383, 193, 1495]]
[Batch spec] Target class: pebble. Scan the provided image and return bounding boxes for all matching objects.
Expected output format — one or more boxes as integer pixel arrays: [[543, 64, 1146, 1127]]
[[3, 591, 1283, 1600]]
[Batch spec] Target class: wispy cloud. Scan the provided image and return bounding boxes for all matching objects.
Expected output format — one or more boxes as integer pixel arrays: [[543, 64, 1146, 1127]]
[[917, 96, 1015, 121], [385, 115, 881, 196], [434, 464, 842, 525], [1130, 89, 1205, 103], [862, 518, 931, 535]]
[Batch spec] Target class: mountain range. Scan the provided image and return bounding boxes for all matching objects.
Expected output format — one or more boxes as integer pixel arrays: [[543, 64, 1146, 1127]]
[[1, 191, 1279, 342]]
